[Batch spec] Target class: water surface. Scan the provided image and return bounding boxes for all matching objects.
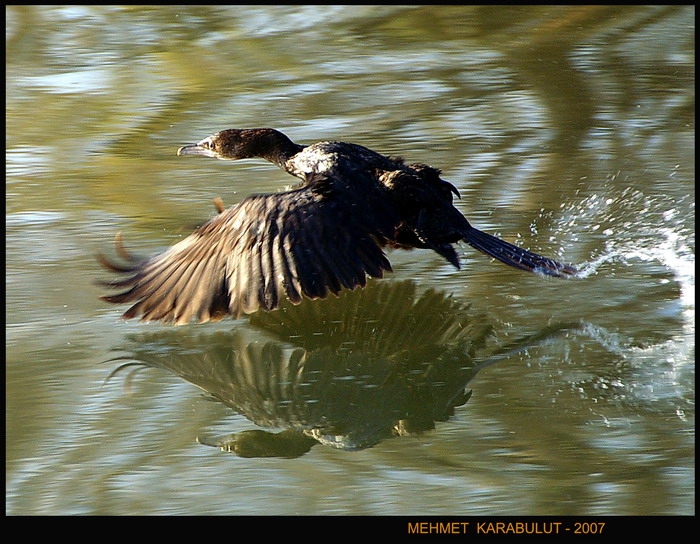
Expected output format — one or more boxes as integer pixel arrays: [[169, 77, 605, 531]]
[[6, 6, 694, 516]]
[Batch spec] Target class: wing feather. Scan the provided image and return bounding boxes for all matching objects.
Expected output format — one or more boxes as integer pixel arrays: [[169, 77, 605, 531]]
[[100, 175, 397, 323]]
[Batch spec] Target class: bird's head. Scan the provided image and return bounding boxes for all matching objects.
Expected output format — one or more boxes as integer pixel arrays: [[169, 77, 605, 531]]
[[177, 128, 301, 165]]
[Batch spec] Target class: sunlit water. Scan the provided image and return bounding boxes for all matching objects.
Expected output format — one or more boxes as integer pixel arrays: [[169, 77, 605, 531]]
[[6, 6, 694, 516]]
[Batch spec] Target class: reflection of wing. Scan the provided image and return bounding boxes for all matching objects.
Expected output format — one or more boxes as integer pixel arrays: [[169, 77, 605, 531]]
[[100, 174, 396, 324], [108, 280, 493, 454]]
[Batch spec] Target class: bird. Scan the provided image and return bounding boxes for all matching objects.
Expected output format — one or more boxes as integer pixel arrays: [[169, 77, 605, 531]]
[[99, 128, 577, 324]]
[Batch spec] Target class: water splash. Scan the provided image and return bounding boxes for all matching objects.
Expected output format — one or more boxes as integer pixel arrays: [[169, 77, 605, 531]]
[[538, 187, 695, 416], [559, 187, 694, 306]]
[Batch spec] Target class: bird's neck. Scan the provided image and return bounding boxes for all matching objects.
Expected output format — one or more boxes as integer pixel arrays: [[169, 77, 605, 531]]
[[245, 128, 305, 170]]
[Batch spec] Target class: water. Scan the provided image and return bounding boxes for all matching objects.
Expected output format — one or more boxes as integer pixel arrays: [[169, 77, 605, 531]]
[[6, 6, 694, 516]]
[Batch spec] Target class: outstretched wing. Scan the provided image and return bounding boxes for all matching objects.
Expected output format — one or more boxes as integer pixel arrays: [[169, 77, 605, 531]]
[[100, 176, 396, 324]]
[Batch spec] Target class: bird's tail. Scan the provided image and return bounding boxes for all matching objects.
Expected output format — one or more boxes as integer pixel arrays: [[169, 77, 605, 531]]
[[462, 226, 577, 278]]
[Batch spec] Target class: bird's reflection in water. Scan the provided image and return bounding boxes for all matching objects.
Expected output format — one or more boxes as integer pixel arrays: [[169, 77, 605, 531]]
[[108, 280, 575, 458]]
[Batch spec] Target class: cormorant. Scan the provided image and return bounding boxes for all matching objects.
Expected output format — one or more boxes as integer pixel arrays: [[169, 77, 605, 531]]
[[99, 128, 577, 324]]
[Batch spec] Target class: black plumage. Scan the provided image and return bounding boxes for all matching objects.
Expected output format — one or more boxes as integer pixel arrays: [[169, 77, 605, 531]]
[[100, 128, 576, 324]]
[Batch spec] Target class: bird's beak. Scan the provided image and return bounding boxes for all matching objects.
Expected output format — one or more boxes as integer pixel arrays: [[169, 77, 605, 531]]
[[177, 138, 218, 158]]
